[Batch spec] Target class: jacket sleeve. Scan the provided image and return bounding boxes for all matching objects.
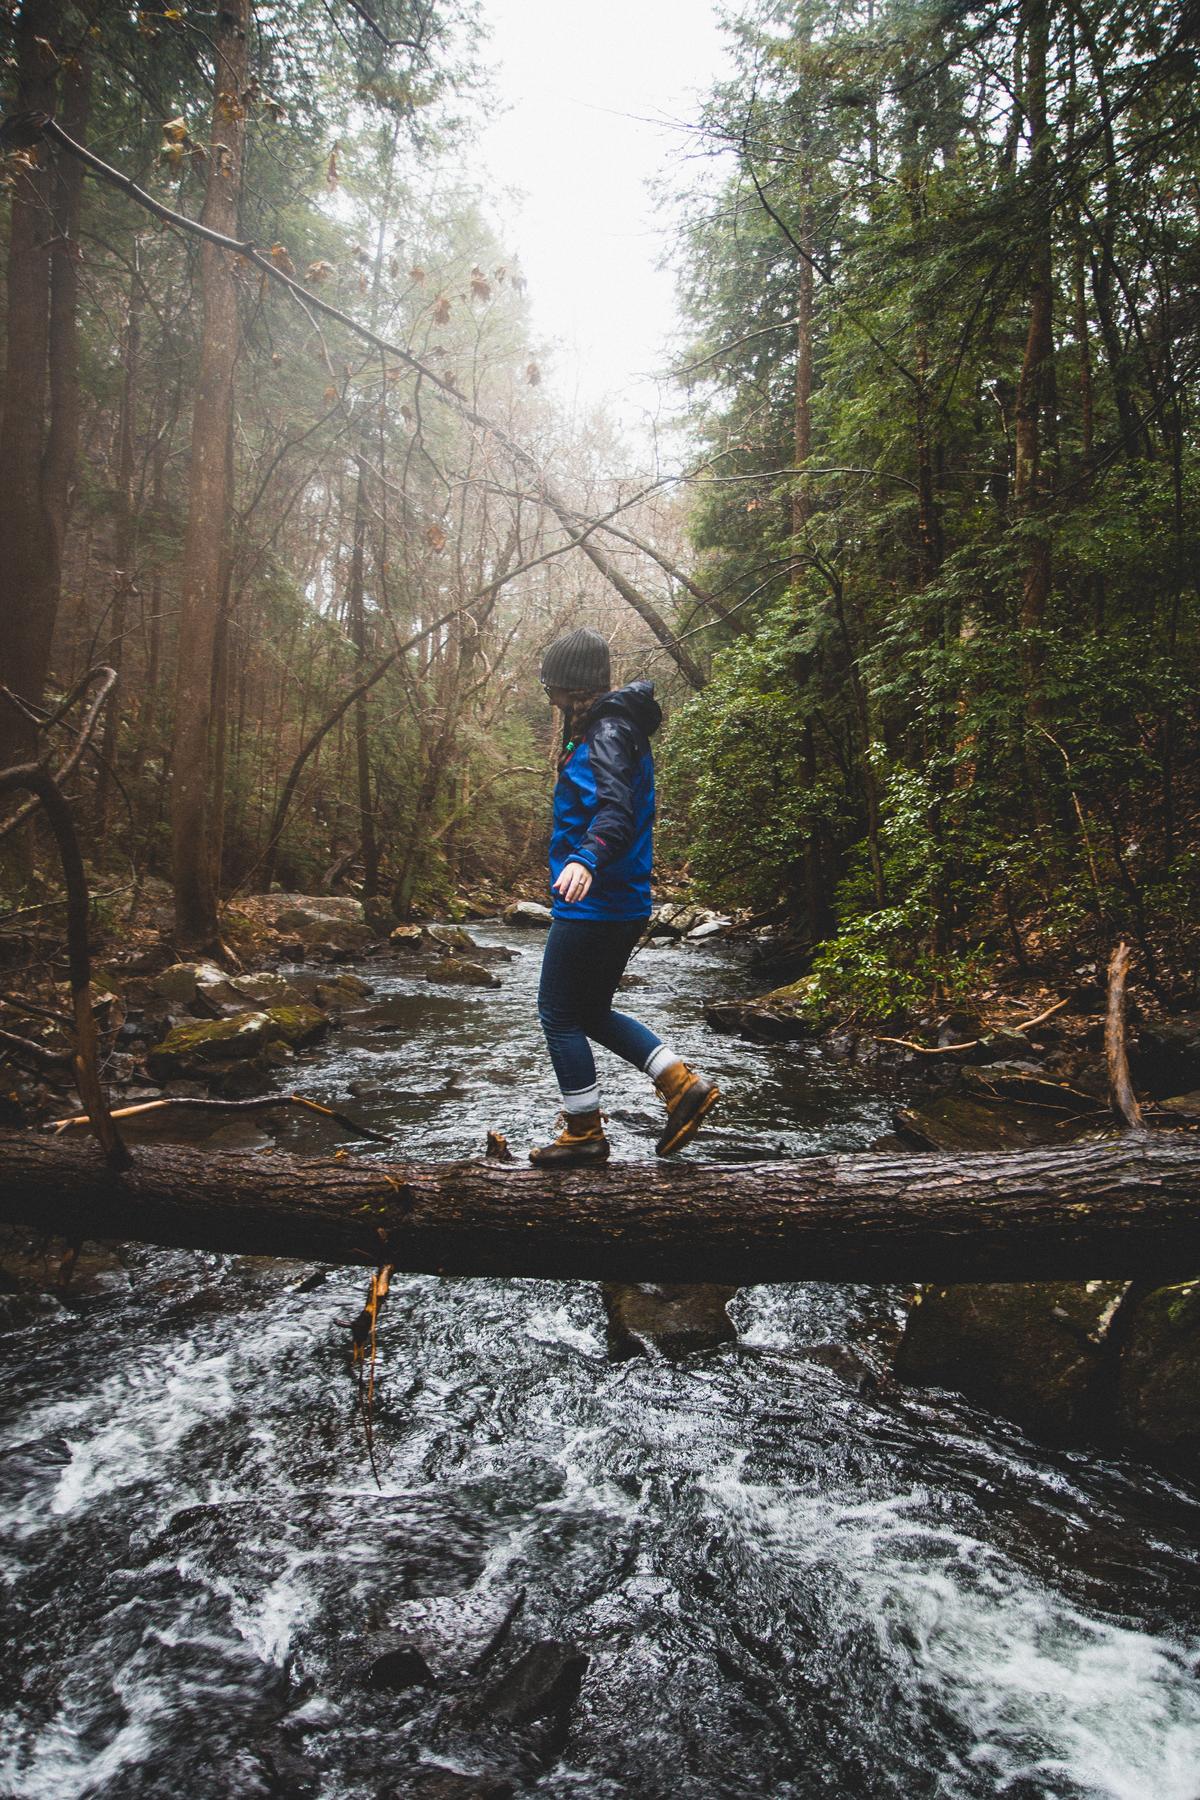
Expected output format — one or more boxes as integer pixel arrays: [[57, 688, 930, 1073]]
[[575, 717, 641, 872]]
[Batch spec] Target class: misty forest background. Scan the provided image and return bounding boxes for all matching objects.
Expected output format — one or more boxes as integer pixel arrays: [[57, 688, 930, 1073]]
[[1, 0, 1197, 1016]]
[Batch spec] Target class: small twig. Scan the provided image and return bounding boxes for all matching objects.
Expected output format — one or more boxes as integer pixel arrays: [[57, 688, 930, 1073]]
[[0, 667, 118, 841], [873, 1034, 979, 1055], [873, 995, 1070, 1057], [1014, 996, 1070, 1031], [0, 1026, 73, 1072], [0, 763, 129, 1170], [49, 1091, 391, 1141], [0, 990, 74, 1028], [1105, 941, 1144, 1131]]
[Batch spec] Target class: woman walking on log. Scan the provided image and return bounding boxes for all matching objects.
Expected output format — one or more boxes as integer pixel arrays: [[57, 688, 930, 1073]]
[[530, 626, 720, 1166]]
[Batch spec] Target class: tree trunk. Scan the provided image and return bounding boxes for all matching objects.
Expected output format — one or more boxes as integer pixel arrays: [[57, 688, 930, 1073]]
[[0, 0, 68, 767], [348, 454, 380, 896], [170, 0, 250, 949], [2, 1132, 1197, 1284], [1013, 0, 1055, 661], [96, 267, 141, 835], [791, 207, 814, 538]]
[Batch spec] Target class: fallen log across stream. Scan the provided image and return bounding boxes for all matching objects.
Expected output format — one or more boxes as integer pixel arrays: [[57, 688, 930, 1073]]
[[2, 1129, 1200, 1284]]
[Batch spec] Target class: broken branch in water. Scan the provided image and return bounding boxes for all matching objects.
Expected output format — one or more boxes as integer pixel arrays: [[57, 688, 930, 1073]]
[[873, 994, 1071, 1056], [49, 1092, 390, 1142]]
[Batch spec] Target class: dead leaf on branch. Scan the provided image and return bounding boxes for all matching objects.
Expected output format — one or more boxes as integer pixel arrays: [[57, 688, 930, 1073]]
[[425, 523, 447, 552], [432, 294, 451, 325]]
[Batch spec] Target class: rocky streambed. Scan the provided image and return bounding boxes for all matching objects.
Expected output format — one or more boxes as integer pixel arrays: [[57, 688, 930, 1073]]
[[3, 902, 1200, 1796]]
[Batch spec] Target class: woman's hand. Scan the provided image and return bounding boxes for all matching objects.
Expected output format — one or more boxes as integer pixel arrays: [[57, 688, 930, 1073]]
[[553, 861, 594, 904]]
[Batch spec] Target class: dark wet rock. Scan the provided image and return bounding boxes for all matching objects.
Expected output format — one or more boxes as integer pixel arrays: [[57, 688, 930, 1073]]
[[1157, 1089, 1200, 1119], [390, 924, 428, 951], [147, 1004, 327, 1080], [297, 917, 377, 958], [796, 1341, 887, 1397], [0, 1226, 129, 1301], [205, 1118, 275, 1151], [424, 960, 501, 990], [895, 1280, 1131, 1440], [104, 1051, 136, 1085], [381, 1772, 514, 1800], [1133, 1013, 1200, 1096], [152, 961, 207, 1004], [365, 1639, 435, 1692], [705, 974, 824, 1043], [348, 994, 430, 1033], [1115, 1282, 1200, 1473], [603, 1283, 738, 1360], [226, 971, 308, 1008], [892, 1091, 1073, 1152], [426, 924, 478, 953], [939, 1011, 978, 1045], [502, 901, 551, 928], [475, 1640, 588, 1731], [315, 972, 373, 1001]]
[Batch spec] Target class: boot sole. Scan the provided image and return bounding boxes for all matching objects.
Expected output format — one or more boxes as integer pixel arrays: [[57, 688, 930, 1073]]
[[528, 1142, 611, 1168], [655, 1085, 720, 1157]]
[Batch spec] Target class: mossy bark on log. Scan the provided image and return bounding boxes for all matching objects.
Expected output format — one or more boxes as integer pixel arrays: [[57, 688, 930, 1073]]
[[2, 1130, 1200, 1283]]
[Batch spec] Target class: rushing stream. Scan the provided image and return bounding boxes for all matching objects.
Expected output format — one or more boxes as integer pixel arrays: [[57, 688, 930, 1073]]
[[3, 926, 1200, 1798]]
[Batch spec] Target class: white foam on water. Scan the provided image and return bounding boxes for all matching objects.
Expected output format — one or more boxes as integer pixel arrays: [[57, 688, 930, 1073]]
[[23, 1347, 238, 1522], [699, 1476, 1200, 1800], [227, 1559, 318, 1665], [524, 1302, 605, 1358]]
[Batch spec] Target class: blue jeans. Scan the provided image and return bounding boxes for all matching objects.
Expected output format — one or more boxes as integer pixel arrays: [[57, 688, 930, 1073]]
[[537, 917, 661, 1108]]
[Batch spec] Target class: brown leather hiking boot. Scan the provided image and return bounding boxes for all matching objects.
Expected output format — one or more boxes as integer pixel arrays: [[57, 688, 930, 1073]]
[[654, 1060, 720, 1156], [529, 1109, 610, 1167]]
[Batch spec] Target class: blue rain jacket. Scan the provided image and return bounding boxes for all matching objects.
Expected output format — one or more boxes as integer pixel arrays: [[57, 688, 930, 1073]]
[[548, 680, 662, 921]]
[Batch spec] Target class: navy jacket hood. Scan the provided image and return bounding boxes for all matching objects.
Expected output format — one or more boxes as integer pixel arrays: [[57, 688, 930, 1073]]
[[585, 679, 661, 738]]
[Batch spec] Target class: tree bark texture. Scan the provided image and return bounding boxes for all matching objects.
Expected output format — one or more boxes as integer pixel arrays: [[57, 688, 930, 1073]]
[[0, 0, 69, 766], [2, 1132, 1198, 1284], [170, 0, 250, 949]]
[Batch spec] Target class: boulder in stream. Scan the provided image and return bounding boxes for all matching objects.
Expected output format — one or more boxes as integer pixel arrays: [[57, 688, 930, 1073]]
[[1115, 1281, 1200, 1473], [147, 1003, 327, 1080], [895, 1280, 1131, 1440], [475, 1640, 588, 1732], [424, 959, 501, 989], [603, 1283, 738, 1360], [502, 901, 552, 928]]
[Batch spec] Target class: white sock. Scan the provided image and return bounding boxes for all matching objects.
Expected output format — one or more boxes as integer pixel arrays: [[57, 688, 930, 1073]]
[[643, 1045, 681, 1082], [561, 1081, 600, 1113]]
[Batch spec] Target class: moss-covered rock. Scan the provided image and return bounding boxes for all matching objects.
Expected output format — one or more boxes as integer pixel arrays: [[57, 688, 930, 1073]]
[[226, 972, 306, 1008], [894, 1280, 1131, 1441], [147, 1003, 325, 1079], [705, 975, 826, 1043], [1115, 1281, 1200, 1472]]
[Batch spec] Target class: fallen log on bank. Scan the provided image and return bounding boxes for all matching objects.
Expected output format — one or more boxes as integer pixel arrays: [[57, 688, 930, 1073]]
[[2, 1129, 1200, 1284]]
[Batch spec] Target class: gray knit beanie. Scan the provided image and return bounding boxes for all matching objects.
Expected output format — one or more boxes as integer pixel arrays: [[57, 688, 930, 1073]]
[[540, 627, 611, 692]]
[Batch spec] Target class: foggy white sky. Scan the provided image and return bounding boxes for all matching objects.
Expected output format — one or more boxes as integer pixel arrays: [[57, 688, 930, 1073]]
[[475, 0, 730, 439]]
